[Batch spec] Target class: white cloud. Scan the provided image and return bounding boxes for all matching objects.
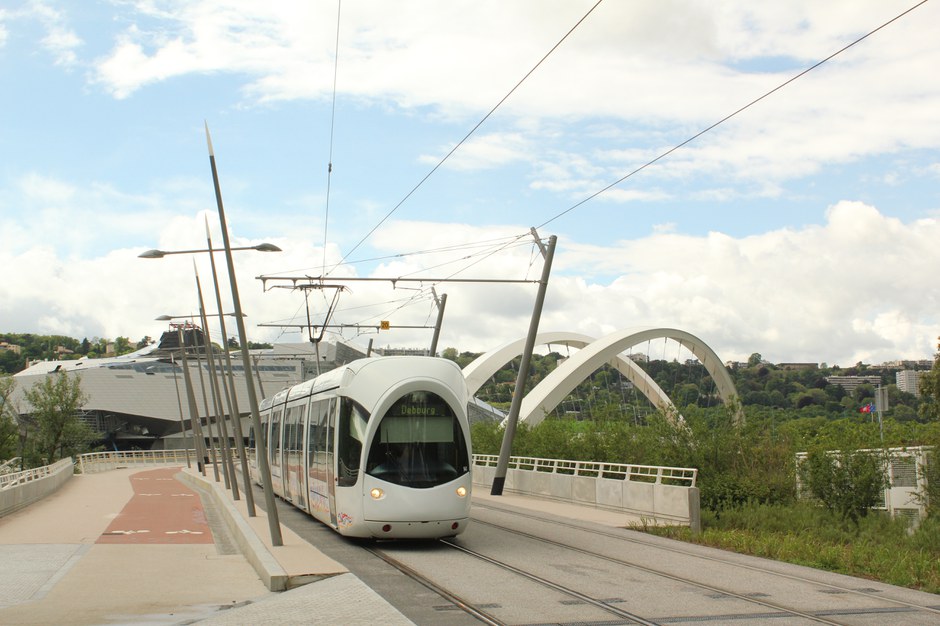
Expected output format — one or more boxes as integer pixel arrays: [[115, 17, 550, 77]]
[[76, 1, 940, 201], [18, 1, 83, 67], [3, 2, 938, 372], [2, 201, 937, 366], [421, 133, 530, 172]]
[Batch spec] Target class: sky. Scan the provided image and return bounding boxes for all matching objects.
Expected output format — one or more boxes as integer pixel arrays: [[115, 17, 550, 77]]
[[1, 0, 939, 368]]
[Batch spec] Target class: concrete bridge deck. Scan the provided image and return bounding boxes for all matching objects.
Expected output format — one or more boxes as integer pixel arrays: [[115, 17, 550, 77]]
[[0, 462, 663, 625], [0, 466, 412, 625], [6, 464, 935, 625]]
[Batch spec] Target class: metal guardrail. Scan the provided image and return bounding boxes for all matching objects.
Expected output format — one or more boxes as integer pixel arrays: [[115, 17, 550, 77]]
[[77, 450, 198, 474], [472, 454, 697, 487], [0, 458, 74, 490]]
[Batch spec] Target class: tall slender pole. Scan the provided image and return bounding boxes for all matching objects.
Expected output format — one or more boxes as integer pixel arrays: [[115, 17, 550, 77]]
[[205, 122, 282, 545], [196, 269, 238, 495], [491, 233, 556, 496], [178, 327, 207, 475], [429, 290, 447, 356], [205, 219, 256, 515], [169, 354, 192, 467], [192, 328, 221, 483], [252, 355, 267, 398]]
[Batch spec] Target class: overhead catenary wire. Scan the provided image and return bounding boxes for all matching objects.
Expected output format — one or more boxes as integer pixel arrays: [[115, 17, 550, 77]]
[[260, 233, 529, 279], [326, 0, 605, 275], [322, 0, 343, 274], [536, 0, 931, 230]]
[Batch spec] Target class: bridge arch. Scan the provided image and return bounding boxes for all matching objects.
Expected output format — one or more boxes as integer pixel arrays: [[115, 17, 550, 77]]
[[462, 328, 742, 428], [462, 331, 680, 424], [519, 327, 742, 427]]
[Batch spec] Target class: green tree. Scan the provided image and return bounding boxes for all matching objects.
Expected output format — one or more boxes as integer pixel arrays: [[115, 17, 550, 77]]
[[919, 338, 940, 422], [798, 447, 887, 525], [22, 373, 95, 465], [0, 376, 19, 461], [113, 336, 133, 355]]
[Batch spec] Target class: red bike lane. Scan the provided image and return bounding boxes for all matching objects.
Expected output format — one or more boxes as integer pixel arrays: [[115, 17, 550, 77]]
[[96, 467, 214, 545]]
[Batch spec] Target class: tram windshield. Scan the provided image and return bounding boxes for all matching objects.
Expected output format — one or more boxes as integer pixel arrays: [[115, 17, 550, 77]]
[[365, 391, 469, 488]]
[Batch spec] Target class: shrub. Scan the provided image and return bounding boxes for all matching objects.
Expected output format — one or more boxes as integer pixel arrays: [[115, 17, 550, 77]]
[[798, 447, 887, 525]]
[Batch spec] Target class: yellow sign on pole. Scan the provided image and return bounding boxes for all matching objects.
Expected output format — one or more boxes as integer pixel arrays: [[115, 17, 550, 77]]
[[380, 320, 390, 330]]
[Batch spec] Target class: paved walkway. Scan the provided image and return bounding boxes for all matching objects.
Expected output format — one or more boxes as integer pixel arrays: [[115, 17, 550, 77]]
[[0, 466, 412, 625]]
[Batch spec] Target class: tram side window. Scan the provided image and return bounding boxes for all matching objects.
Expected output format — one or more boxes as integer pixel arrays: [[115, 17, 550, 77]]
[[297, 405, 307, 452], [286, 405, 304, 454], [307, 401, 322, 458], [259, 412, 269, 451], [337, 398, 368, 487], [271, 409, 283, 466]]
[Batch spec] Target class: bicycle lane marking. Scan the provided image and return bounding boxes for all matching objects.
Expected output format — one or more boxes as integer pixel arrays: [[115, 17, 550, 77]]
[[96, 467, 213, 545]]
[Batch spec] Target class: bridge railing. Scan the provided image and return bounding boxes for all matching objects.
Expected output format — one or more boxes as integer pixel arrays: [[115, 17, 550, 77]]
[[472, 455, 697, 487], [77, 450, 197, 474], [0, 458, 73, 491], [472, 454, 701, 531], [0, 458, 75, 518]]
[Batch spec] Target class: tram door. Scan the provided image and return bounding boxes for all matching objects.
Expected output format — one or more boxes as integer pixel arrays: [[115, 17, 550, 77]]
[[306, 398, 335, 522], [326, 399, 337, 527], [270, 407, 284, 495]]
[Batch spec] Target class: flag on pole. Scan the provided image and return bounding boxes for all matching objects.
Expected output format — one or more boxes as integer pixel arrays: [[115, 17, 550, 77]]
[[859, 402, 874, 413]]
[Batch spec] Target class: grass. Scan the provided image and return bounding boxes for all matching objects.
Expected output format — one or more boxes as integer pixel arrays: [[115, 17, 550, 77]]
[[638, 503, 940, 594]]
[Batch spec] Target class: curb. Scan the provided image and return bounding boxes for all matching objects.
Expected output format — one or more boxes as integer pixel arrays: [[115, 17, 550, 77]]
[[177, 469, 289, 591]]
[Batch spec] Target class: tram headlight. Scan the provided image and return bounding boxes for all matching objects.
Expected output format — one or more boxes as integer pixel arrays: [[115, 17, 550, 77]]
[[456, 486, 467, 498], [370, 487, 385, 500]]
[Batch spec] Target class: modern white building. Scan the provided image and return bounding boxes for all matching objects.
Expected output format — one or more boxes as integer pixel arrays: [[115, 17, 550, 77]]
[[9, 328, 366, 450], [896, 369, 926, 397]]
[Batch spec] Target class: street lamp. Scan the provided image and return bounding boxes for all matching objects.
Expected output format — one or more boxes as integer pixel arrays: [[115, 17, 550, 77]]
[[194, 272, 238, 494], [157, 313, 242, 486], [156, 313, 245, 321], [151, 278, 261, 514], [202, 217, 257, 516], [138, 243, 281, 259], [204, 121, 283, 545], [164, 321, 210, 476]]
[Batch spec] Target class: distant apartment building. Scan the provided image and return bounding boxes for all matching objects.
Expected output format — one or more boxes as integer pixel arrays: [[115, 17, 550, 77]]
[[825, 375, 882, 394], [882, 359, 933, 369], [896, 370, 926, 397], [0, 342, 22, 354], [377, 346, 430, 357]]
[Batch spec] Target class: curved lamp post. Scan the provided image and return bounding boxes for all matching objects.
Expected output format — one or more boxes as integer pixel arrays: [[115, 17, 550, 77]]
[[139, 243, 281, 259], [147, 253, 271, 520]]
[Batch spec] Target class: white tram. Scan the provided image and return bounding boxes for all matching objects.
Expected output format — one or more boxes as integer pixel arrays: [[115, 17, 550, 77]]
[[249, 356, 472, 539]]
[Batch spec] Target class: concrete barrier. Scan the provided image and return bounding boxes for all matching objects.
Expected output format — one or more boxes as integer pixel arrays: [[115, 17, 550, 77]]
[[177, 468, 290, 592], [473, 456, 701, 532], [0, 459, 74, 518]]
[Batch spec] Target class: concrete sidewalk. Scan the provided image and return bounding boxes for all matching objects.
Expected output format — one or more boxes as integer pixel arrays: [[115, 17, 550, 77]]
[[0, 465, 413, 625]]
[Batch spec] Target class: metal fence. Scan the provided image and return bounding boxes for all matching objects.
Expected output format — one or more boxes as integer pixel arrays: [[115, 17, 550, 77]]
[[76, 449, 197, 474], [0, 458, 74, 490], [472, 454, 697, 487]]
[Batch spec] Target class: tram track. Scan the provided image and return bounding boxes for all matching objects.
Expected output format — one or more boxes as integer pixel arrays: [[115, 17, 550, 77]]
[[460, 519, 844, 625], [270, 487, 939, 624], [364, 545, 504, 626], [473, 501, 940, 621], [367, 542, 660, 626]]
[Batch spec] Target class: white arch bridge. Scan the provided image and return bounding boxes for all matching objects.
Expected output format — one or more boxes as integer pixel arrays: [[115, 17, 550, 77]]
[[463, 327, 743, 427]]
